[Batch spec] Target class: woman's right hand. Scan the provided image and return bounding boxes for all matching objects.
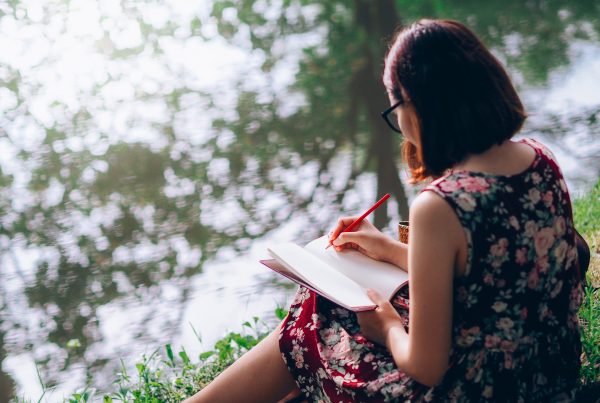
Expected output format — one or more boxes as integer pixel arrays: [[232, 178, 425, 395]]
[[329, 217, 403, 266]]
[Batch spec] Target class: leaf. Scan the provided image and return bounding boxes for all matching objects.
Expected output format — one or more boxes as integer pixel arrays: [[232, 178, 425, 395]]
[[135, 363, 145, 375], [166, 344, 174, 363], [234, 336, 250, 349], [275, 307, 288, 320], [199, 351, 215, 361], [179, 349, 191, 365], [189, 321, 203, 344]]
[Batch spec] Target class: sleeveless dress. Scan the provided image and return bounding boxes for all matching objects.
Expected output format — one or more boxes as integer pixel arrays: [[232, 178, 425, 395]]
[[278, 138, 584, 402]]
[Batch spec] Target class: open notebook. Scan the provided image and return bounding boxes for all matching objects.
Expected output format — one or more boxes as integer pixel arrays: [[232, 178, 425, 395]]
[[261, 235, 408, 312]]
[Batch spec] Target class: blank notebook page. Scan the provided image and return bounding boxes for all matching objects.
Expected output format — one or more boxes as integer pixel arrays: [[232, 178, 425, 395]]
[[268, 242, 374, 308], [304, 236, 408, 299]]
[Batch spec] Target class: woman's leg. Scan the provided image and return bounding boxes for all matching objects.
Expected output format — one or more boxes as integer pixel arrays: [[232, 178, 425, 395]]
[[183, 323, 300, 403]]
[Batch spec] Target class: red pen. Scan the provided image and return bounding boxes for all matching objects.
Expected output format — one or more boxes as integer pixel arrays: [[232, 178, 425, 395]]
[[326, 193, 391, 249]]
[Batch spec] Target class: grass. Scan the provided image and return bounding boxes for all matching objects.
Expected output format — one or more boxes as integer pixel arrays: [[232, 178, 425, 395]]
[[12, 181, 600, 402], [574, 180, 600, 386], [11, 314, 281, 403]]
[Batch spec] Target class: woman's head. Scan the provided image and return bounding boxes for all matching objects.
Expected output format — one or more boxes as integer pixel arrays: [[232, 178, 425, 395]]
[[383, 19, 526, 182]]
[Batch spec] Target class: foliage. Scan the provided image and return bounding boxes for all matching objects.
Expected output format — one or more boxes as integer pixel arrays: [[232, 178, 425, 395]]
[[580, 286, 600, 385], [573, 179, 600, 241], [97, 315, 273, 402], [12, 314, 279, 403], [574, 179, 600, 385]]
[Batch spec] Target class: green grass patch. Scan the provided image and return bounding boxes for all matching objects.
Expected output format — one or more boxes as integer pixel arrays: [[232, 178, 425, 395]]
[[96, 314, 280, 402], [574, 179, 600, 387], [573, 180, 600, 239], [580, 286, 600, 385]]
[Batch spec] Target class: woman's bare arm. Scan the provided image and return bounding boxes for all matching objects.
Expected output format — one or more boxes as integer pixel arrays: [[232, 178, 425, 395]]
[[357, 191, 460, 386]]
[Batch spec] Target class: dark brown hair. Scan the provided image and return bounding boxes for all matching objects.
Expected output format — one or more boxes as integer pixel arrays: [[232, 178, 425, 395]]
[[383, 19, 527, 182]]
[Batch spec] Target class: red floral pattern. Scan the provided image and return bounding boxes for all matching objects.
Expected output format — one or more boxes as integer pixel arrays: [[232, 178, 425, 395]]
[[279, 139, 583, 402]]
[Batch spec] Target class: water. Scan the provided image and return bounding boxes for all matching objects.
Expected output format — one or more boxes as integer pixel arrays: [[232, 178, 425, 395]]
[[1, 1, 599, 400]]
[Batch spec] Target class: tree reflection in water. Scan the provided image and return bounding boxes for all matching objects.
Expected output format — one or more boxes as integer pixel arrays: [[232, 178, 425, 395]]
[[0, 0, 599, 397]]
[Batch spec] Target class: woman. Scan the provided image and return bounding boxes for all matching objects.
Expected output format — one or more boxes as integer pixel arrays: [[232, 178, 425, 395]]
[[186, 19, 583, 402]]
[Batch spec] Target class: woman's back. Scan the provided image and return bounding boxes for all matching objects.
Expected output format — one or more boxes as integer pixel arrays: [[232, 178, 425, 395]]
[[424, 138, 583, 401]]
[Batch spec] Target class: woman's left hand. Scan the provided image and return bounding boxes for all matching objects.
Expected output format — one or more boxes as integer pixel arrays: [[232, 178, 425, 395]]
[[356, 289, 406, 347]]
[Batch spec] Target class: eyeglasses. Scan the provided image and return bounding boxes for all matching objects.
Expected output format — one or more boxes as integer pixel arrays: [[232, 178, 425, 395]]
[[381, 99, 404, 134]]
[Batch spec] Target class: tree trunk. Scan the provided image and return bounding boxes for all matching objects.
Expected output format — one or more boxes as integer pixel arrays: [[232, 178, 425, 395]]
[[353, 0, 409, 227]]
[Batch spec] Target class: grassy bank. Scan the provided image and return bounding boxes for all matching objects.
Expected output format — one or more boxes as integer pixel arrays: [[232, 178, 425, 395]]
[[574, 180, 600, 386], [14, 182, 600, 402], [14, 314, 278, 403]]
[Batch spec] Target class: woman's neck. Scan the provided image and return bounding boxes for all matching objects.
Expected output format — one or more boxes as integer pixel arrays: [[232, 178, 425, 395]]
[[452, 139, 536, 177]]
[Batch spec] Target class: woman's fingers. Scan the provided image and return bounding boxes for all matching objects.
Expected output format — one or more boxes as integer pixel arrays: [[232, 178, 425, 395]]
[[332, 230, 365, 247], [329, 216, 361, 240]]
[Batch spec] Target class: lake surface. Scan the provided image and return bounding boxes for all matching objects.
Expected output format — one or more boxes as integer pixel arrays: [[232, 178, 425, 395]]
[[1, 1, 599, 400]]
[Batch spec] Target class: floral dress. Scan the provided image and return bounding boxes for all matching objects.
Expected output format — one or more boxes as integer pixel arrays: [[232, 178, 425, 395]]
[[278, 138, 584, 402]]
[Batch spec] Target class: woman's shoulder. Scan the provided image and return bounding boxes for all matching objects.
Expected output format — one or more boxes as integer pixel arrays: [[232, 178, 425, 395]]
[[519, 137, 558, 162], [410, 190, 466, 250], [519, 137, 569, 191], [518, 137, 569, 180]]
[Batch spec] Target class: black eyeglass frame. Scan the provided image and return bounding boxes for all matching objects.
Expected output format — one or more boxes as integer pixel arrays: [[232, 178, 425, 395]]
[[381, 99, 404, 134]]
